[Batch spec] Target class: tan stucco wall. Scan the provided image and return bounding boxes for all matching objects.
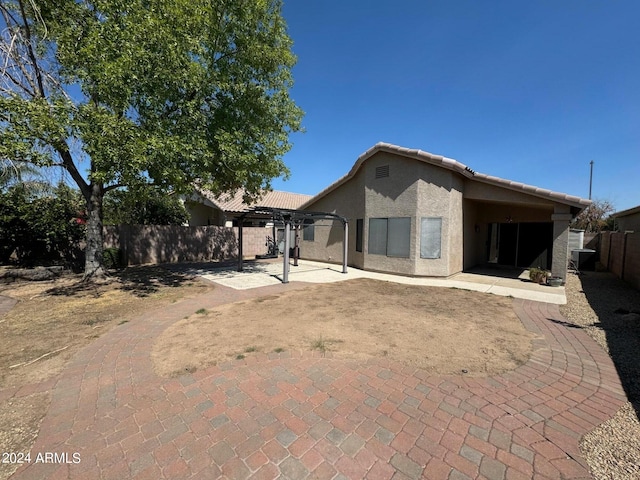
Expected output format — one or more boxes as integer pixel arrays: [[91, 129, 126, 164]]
[[413, 161, 463, 276], [362, 152, 419, 276], [185, 202, 224, 226], [617, 212, 640, 232], [464, 181, 554, 207], [471, 202, 554, 224], [302, 151, 465, 277], [463, 200, 485, 270], [299, 168, 365, 268], [301, 150, 578, 278]]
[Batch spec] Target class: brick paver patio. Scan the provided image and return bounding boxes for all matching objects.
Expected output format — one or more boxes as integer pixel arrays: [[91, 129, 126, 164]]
[[5, 282, 627, 479]]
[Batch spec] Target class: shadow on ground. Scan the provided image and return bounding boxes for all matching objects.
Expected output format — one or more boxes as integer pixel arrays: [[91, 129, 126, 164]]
[[579, 271, 640, 421], [45, 265, 196, 298]]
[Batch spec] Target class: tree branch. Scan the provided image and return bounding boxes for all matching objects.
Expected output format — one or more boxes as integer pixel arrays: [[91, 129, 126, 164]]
[[56, 143, 89, 199], [103, 183, 124, 193], [17, 0, 46, 97]]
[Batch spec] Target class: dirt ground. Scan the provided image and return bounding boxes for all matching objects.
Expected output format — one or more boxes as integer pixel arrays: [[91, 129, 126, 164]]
[[153, 278, 538, 378], [0, 266, 212, 480]]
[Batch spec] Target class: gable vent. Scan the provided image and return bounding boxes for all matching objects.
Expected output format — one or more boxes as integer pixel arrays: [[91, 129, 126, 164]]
[[375, 165, 390, 179]]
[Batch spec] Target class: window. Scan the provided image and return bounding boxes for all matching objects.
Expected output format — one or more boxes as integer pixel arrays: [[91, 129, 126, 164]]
[[368, 217, 410, 257], [356, 219, 363, 252], [420, 217, 442, 259], [302, 221, 315, 241], [387, 218, 411, 257], [368, 218, 388, 255]]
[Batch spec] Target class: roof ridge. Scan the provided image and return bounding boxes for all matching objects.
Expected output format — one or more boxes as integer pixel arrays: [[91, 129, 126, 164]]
[[301, 142, 591, 209]]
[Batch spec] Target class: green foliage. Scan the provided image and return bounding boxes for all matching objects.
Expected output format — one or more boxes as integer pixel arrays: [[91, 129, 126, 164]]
[[101, 247, 122, 269], [103, 187, 189, 225], [529, 267, 549, 284], [1, 0, 303, 277], [0, 183, 85, 266], [0, 160, 46, 192]]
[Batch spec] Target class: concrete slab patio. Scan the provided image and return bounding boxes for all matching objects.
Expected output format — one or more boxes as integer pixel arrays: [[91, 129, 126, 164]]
[[180, 259, 567, 305], [6, 274, 626, 480]]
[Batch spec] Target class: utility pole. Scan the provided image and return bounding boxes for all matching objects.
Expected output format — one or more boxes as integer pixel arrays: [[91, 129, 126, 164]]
[[589, 160, 594, 200]]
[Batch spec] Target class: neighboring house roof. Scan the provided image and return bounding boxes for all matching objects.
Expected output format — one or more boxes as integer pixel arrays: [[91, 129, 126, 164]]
[[195, 188, 313, 214], [612, 205, 640, 218], [301, 142, 591, 210]]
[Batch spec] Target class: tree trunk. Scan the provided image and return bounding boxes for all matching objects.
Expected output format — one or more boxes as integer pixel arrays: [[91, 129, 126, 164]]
[[83, 182, 107, 280]]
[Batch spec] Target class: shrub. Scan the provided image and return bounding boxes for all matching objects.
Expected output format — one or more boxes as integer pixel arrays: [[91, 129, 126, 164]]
[[529, 267, 549, 284], [102, 248, 122, 269], [0, 183, 85, 267]]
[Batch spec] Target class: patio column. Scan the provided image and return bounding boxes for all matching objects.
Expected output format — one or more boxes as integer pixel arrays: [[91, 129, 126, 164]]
[[551, 210, 573, 281], [342, 221, 348, 274], [238, 221, 243, 272], [283, 221, 290, 283]]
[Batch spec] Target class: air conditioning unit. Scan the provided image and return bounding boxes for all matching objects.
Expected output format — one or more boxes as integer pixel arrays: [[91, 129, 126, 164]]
[[571, 249, 596, 271]]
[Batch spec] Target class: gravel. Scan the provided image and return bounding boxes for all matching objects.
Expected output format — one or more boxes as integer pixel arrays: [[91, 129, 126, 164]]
[[560, 270, 640, 480]]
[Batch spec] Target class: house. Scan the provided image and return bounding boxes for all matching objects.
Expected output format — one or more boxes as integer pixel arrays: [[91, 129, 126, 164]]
[[613, 205, 640, 232], [184, 188, 312, 227], [299, 142, 590, 280]]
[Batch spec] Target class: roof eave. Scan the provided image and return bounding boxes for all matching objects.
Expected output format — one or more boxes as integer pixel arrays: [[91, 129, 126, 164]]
[[613, 205, 640, 218]]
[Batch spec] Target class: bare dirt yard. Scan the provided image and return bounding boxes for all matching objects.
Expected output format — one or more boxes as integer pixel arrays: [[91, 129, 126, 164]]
[[0, 267, 212, 480], [153, 278, 539, 378]]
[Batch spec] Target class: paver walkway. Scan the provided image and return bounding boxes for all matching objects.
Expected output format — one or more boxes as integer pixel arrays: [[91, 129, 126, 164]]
[[7, 282, 627, 480]]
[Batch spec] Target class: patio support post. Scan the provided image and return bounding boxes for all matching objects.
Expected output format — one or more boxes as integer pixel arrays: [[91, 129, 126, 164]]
[[283, 221, 290, 283], [238, 220, 244, 272], [342, 221, 348, 274], [293, 225, 300, 267], [551, 211, 573, 281]]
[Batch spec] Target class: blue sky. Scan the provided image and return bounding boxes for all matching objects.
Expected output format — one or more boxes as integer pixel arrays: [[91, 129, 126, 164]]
[[271, 1, 639, 211]]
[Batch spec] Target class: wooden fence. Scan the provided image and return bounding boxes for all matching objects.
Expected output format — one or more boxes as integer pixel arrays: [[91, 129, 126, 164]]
[[104, 225, 272, 266], [598, 231, 640, 290]]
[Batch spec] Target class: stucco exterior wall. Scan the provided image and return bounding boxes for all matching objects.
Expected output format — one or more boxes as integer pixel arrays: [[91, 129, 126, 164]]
[[463, 200, 484, 270], [300, 149, 580, 279], [413, 162, 463, 276], [184, 202, 224, 226], [301, 151, 465, 277], [464, 181, 554, 207], [617, 212, 640, 232], [362, 152, 420, 276], [299, 168, 365, 268]]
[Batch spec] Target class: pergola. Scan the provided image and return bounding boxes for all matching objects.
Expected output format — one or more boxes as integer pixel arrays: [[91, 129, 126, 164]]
[[237, 207, 348, 283]]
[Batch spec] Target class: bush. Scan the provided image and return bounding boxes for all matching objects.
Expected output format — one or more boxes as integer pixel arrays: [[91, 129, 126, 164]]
[[0, 183, 85, 267], [103, 187, 189, 225], [101, 248, 122, 269], [529, 267, 549, 284]]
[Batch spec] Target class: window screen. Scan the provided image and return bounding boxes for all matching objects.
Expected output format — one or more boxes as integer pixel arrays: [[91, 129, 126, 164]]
[[368, 217, 410, 257], [420, 217, 442, 259], [387, 217, 411, 257], [356, 219, 363, 252], [303, 225, 314, 241], [368, 218, 387, 255]]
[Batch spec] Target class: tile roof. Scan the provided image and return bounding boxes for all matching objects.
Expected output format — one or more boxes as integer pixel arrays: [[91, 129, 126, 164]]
[[196, 188, 313, 213], [301, 142, 591, 210]]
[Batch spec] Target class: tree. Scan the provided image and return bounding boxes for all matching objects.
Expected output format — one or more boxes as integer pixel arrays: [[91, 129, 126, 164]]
[[1, 159, 50, 193], [0, 183, 85, 265], [103, 187, 189, 226], [572, 199, 615, 233], [0, 0, 303, 279]]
